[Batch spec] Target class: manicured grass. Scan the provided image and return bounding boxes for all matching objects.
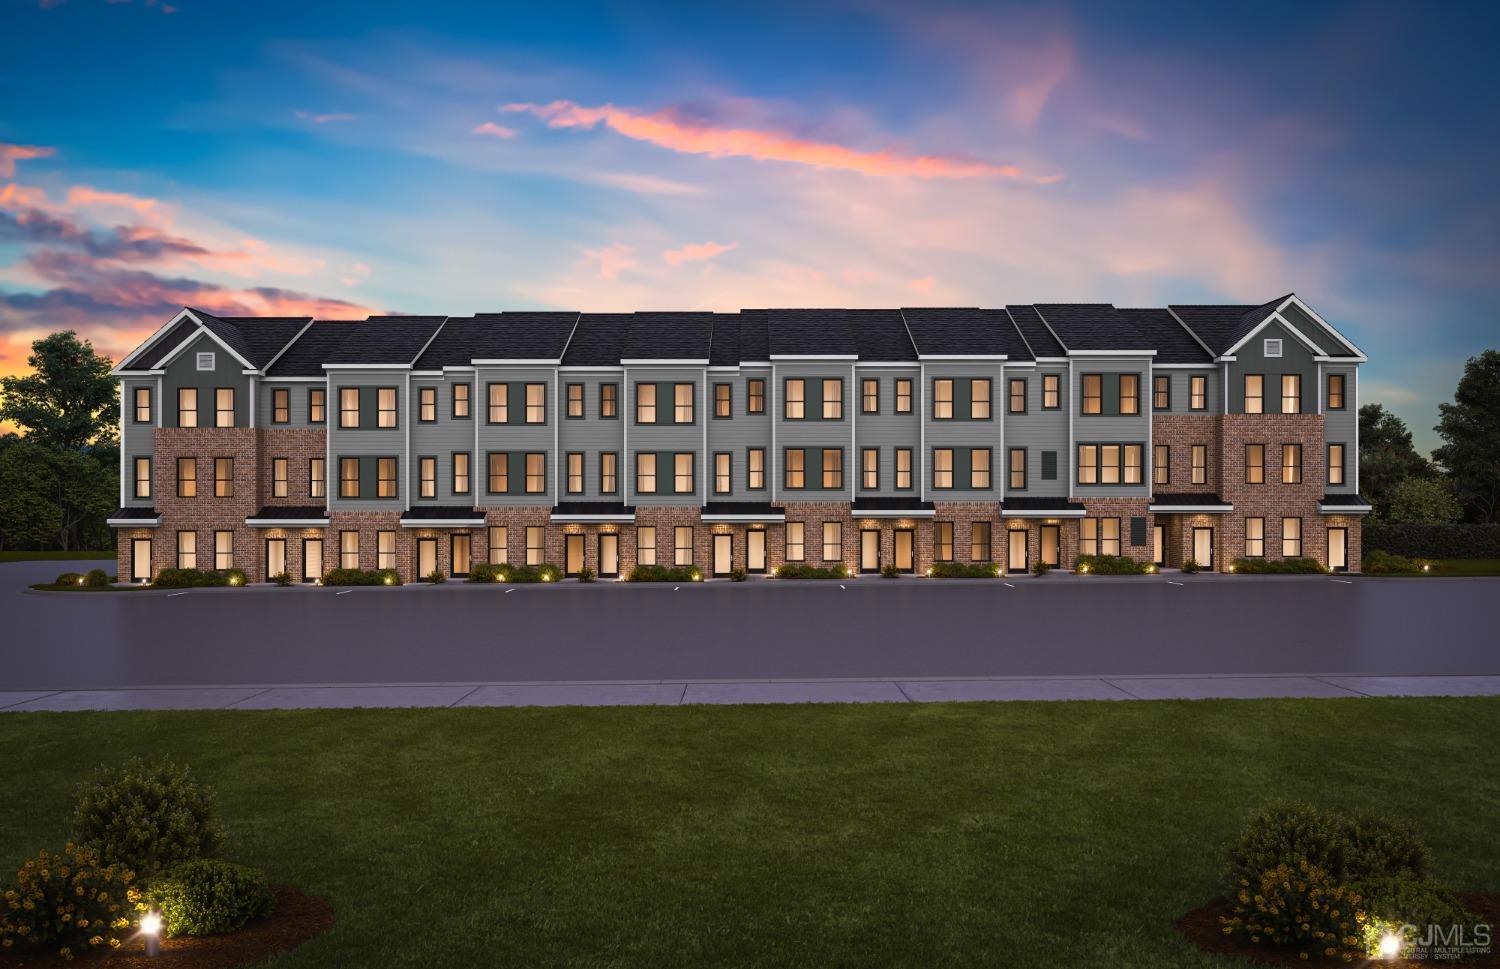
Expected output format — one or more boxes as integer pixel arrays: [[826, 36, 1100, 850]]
[[0, 699, 1496, 968], [1365, 558, 1500, 577], [0, 549, 114, 562]]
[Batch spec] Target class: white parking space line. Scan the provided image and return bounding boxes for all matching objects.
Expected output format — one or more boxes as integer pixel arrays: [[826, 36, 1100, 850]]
[[335, 589, 355, 596], [839, 584, 846, 590], [504, 588, 515, 594], [1003, 582, 1015, 588], [1331, 579, 1353, 585], [673, 586, 680, 592], [167, 591, 189, 597], [1167, 581, 1184, 587]]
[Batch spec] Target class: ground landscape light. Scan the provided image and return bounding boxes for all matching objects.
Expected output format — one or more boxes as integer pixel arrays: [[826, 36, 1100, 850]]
[[1378, 932, 1403, 960], [140, 911, 162, 956]]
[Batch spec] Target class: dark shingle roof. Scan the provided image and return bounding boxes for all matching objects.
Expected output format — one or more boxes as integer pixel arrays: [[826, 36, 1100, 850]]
[[709, 314, 741, 367], [416, 313, 577, 369], [847, 309, 917, 361], [247, 505, 327, 520], [1116, 308, 1211, 364], [561, 313, 632, 367], [1167, 295, 1289, 356], [143, 318, 203, 368], [622, 312, 714, 360], [1005, 305, 1065, 358], [217, 317, 312, 368], [324, 317, 445, 366], [766, 309, 855, 356], [1033, 304, 1155, 352], [737, 310, 770, 361], [399, 505, 484, 521], [900, 307, 1028, 359], [267, 322, 360, 376], [185, 308, 257, 365]]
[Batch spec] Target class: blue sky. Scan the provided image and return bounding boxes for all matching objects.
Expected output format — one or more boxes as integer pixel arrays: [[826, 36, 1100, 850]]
[[2, 0, 1497, 453]]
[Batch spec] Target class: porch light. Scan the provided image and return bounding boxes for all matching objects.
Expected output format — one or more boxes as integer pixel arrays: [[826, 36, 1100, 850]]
[[140, 911, 162, 956]]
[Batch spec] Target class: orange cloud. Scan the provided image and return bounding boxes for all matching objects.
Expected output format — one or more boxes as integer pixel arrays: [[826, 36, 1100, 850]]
[[663, 240, 737, 266], [67, 185, 161, 218], [472, 122, 517, 139], [0, 144, 55, 178], [502, 101, 1050, 181]]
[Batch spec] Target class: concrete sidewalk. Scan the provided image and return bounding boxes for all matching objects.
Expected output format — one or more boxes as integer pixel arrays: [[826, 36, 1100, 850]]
[[3, 674, 1498, 712]]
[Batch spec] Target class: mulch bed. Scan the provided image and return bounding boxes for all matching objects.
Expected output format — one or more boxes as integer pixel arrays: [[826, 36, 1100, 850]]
[[0, 886, 332, 968], [1176, 892, 1500, 967]]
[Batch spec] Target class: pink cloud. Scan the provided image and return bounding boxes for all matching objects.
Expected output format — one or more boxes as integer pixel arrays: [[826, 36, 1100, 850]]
[[472, 121, 518, 139], [581, 243, 635, 281], [0, 144, 55, 178], [502, 101, 1050, 181], [1005, 37, 1074, 128], [67, 185, 161, 217], [663, 240, 738, 266], [908, 276, 936, 293], [295, 111, 357, 124]]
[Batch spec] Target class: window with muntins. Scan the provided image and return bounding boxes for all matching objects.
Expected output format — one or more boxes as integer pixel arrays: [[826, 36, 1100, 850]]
[[1009, 448, 1025, 490], [273, 457, 288, 498], [419, 387, 437, 422], [748, 448, 765, 489], [862, 379, 878, 413], [714, 453, 731, 494], [1191, 445, 1207, 485], [600, 383, 617, 418], [674, 453, 694, 493], [1245, 517, 1264, 557], [784, 449, 805, 489], [340, 388, 360, 428], [1326, 373, 1345, 410], [1077, 445, 1098, 484], [1119, 374, 1139, 415], [1190, 375, 1207, 410], [525, 384, 546, 424], [970, 448, 991, 488], [1009, 378, 1025, 414], [134, 386, 152, 423], [601, 452, 617, 494], [896, 448, 912, 489], [488, 383, 508, 423], [525, 453, 545, 493], [134, 457, 151, 498], [1282, 517, 1302, 557], [452, 383, 469, 419], [454, 452, 471, 495], [933, 379, 954, 420], [822, 522, 841, 562], [862, 448, 878, 490], [1042, 373, 1060, 409], [637, 526, 656, 566], [747, 379, 765, 414], [1153, 445, 1169, 485], [567, 383, 584, 418], [821, 449, 842, 489], [1244, 375, 1263, 414], [714, 383, 731, 418], [309, 458, 324, 498], [309, 387, 326, 424], [340, 458, 359, 497], [1282, 443, 1302, 484], [785, 522, 804, 561], [566, 453, 583, 494], [785, 379, 805, 419], [636, 383, 656, 424], [378, 388, 397, 428], [488, 453, 508, 494], [1246, 444, 1265, 484], [177, 457, 196, 497], [1327, 444, 1345, 486], [673, 383, 694, 423], [1081, 374, 1102, 415], [1153, 375, 1170, 410], [377, 457, 397, 497], [214, 387, 235, 427], [822, 379, 842, 419], [178, 387, 198, 427], [636, 453, 656, 494], [1281, 374, 1301, 414], [971, 378, 991, 419], [895, 379, 913, 413], [272, 388, 290, 424], [933, 448, 953, 489], [419, 457, 437, 498]]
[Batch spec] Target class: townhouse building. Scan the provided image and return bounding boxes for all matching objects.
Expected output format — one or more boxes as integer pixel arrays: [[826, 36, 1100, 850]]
[[108, 296, 1370, 582]]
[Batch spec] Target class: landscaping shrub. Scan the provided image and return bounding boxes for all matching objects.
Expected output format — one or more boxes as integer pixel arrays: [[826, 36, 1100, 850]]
[[54, 571, 83, 586], [628, 564, 701, 582], [729, 567, 747, 582], [0, 843, 145, 960], [424, 570, 447, 584], [1230, 557, 1328, 574], [495, 563, 561, 583], [151, 568, 245, 589], [270, 571, 292, 586], [1220, 860, 1366, 962], [1181, 558, 1201, 574], [321, 568, 387, 586], [144, 859, 274, 938], [1032, 561, 1051, 576], [775, 563, 846, 579], [929, 561, 1000, 578], [880, 564, 899, 578], [1227, 801, 1433, 890], [1365, 523, 1500, 559], [1075, 554, 1149, 575], [1363, 549, 1423, 574], [468, 562, 501, 582], [84, 568, 111, 587], [1351, 876, 1474, 946], [577, 567, 597, 583], [72, 757, 225, 877]]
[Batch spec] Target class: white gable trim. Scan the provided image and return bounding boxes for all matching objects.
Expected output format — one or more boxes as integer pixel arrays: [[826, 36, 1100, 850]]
[[149, 311, 258, 372], [114, 308, 200, 373], [1220, 309, 1325, 360], [1279, 295, 1367, 361], [258, 317, 317, 375], [1163, 306, 1218, 360]]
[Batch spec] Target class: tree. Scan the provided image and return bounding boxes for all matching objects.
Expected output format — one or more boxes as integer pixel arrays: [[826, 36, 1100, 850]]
[[1434, 349, 1500, 523], [1359, 403, 1432, 518], [0, 331, 118, 450], [1385, 476, 1462, 524], [0, 436, 115, 551]]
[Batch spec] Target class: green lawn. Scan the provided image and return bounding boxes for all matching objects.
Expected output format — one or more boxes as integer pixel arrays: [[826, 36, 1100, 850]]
[[0, 549, 114, 562], [1, 700, 1496, 968]]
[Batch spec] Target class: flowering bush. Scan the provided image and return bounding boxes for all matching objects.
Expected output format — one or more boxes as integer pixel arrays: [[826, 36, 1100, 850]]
[[0, 843, 145, 961], [73, 757, 225, 878], [145, 859, 274, 938], [1227, 801, 1432, 888], [1220, 859, 1367, 962]]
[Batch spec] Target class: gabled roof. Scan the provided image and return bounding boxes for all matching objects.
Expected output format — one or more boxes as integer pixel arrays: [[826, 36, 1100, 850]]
[[561, 313, 632, 367], [709, 314, 741, 366], [623, 312, 714, 360], [1168, 295, 1290, 357], [1033, 303, 1154, 352], [216, 317, 312, 369], [1116, 308, 1212, 364], [324, 316, 445, 366], [417, 312, 577, 368], [268, 322, 360, 376], [847, 309, 917, 361], [186, 308, 258, 366], [900, 307, 1026, 359], [1005, 305, 1065, 358], [766, 309, 855, 357]]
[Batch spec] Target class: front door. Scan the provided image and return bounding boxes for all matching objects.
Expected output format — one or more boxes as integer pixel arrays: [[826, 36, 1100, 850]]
[[131, 537, 152, 582], [747, 529, 767, 573], [1008, 529, 1028, 572], [860, 529, 880, 573], [302, 538, 323, 583], [1153, 525, 1165, 566], [1328, 527, 1348, 572], [1040, 524, 1060, 567], [417, 538, 437, 578], [598, 533, 619, 577], [566, 533, 586, 576], [894, 529, 915, 573], [1192, 527, 1214, 571], [266, 538, 286, 581], [713, 534, 733, 576]]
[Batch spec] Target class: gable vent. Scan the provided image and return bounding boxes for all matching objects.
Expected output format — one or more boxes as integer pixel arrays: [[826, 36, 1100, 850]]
[[196, 351, 216, 371], [1263, 338, 1283, 358]]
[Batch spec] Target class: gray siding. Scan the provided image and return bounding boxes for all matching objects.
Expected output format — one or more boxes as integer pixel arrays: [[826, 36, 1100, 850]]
[[775, 361, 856, 501], [626, 366, 704, 506], [120, 376, 157, 507], [475, 365, 556, 507], [1227, 319, 1318, 414], [922, 361, 1004, 500], [1000, 364, 1067, 497], [852, 365, 920, 497], [1072, 357, 1151, 497], [1322, 363, 1358, 493], [161, 333, 249, 428], [257, 380, 324, 428], [409, 373, 479, 504], [558, 371, 627, 500], [704, 366, 772, 499], [327, 369, 408, 511], [1153, 368, 1220, 415]]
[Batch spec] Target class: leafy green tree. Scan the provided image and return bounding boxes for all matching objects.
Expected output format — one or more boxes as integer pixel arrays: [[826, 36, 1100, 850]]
[[0, 436, 115, 551], [1385, 476, 1462, 524], [1434, 349, 1500, 523], [0, 331, 118, 450], [1359, 403, 1432, 518]]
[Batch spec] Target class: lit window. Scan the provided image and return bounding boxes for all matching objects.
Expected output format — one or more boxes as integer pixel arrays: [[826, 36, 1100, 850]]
[[785, 379, 805, 420], [1326, 374, 1345, 410], [895, 448, 912, 489], [862, 448, 878, 490], [214, 388, 235, 427], [1244, 517, 1264, 557], [271, 388, 290, 424], [1009, 448, 1026, 490], [1042, 374, 1060, 410], [784, 449, 805, 489], [1190, 375, 1207, 410], [177, 530, 196, 569], [488, 383, 508, 423], [822, 449, 842, 489], [378, 531, 396, 570], [636, 383, 656, 424], [309, 458, 324, 498], [933, 448, 953, 489], [488, 453, 508, 494], [176, 456, 196, 497], [1282, 443, 1302, 484], [1124, 444, 1143, 485], [341, 531, 360, 570], [1077, 445, 1098, 485], [1282, 517, 1302, 557], [377, 387, 397, 428], [1245, 444, 1265, 484], [526, 526, 545, 566], [600, 383, 617, 418], [822, 379, 842, 419], [309, 388, 326, 424], [971, 522, 991, 562], [970, 448, 991, 489], [1191, 445, 1207, 485], [747, 379, 765, 414], [452, 383, 469, 419], [1119, 374, 1139, 415], [178, 387, 198, 427], [935, 522, 954, 561], [601, 453, 617, 494], [525, 453, 545, 493], [1328, 444, 1345, 486], [714, 383, 731, 418], [1081, 517, 1120, 556], [1281, 374, 1301, 414], [1153, 375, 1170, 410], [340, 457, 359, 497], [674, 526, 693, 566], [134, 457, 152, 498], [674, 383, 694, 423], [862, 379, 878, 413], [134, 386, 152, 423], [1100, 445, 1121, 485], [637, 453, 657, 493], [1009, 378, 1026, 414], [895, 379, 913, 414], [453, 452, 470, 495], [636, 526, 656, 566], [419, 457, 437, 498], [674, 452, 694, 493], [785, 522, 805, 561], [748, 448, 765, 489], [215, 530, 234, 570], [1153, 445, 1169, 485], [822, 522, 841, 562], [566, 383, 584, 418], [714, 453, 731, 494], [933, 379, 954, 420], [566, 452, 583, 494], [1244, 375, 1263, 414], [377, 457, 397, 497], [340, 387, 359, 427], [273, 457, 288, 498], [1082, 374, 1102, 415], [419, 387, 437, 422], [488, 526, 507, 566], [525, 384, 546, 424], [971, 378, 991, 419]]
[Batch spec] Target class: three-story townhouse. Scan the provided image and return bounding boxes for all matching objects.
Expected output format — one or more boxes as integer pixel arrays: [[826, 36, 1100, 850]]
[[109, 295, 1369, 583]]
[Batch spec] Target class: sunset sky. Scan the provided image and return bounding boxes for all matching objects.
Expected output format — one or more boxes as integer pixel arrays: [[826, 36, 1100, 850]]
[[3, 0, 1497, 453]]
